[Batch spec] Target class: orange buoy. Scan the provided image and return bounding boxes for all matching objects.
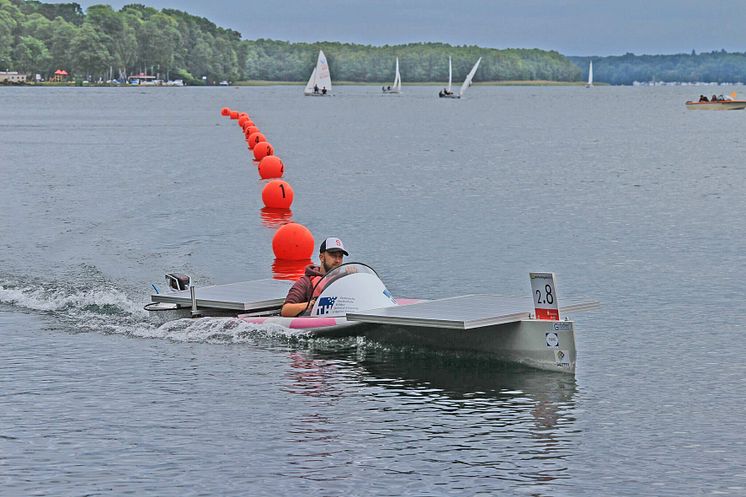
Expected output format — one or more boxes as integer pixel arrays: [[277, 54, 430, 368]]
[[241, 120, 255, 131], [248, 132, 266, 149], [220, 107, 231, 116], [238, 116, 249, 127], [238, 112, 249, 118], [245, 126, 260, 137], [258, 156, 284, 179], [253, 141, 274, 161], [262, 179, 293, 208], [272, 222, 313, 260], [229, 110, 239, 119]]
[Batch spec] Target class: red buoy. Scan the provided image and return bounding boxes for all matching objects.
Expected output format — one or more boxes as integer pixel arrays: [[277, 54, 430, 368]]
[[253, 141, 274, 161], [258, 156, 284, 179], [241, 119, 255, 131], [245, 126, 261, 138], [272, 222, 313, 260], [238, 116, 249, 127], [229, 111, 239, 120], [262, 179, 293, 208], [220, 107, 231, 116]]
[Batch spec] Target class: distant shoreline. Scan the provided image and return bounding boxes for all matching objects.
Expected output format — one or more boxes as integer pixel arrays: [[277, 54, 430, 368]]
[[7, 80, 599, 88], [236, 80, 596, 87]]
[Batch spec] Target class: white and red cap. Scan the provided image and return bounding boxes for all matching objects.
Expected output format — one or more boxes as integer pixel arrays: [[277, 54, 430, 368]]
[[319, 237, 349, 256]]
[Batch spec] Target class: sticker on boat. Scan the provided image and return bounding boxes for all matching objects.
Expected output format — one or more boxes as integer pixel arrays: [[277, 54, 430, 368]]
[[545, 332, 560, 348], [316, 296, 337, 315], [555, 350, 571, 366]]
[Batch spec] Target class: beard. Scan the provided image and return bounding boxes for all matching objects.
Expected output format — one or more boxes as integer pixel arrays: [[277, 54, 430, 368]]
[[322, 259, 335, 273]]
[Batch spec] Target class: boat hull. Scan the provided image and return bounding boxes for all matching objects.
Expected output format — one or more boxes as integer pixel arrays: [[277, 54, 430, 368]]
[[236, 314, 576, 373], [360, 319, 576, 373], [685, 101, 746, 110]]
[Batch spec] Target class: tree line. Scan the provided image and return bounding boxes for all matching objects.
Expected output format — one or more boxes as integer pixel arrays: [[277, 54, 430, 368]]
[[1, 0, 581, 83], [12, 1, 743, 85], [569, 51, 746, 85]]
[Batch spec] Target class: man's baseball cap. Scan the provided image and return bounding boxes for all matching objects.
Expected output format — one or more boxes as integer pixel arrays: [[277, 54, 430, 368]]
[[320, 237, 349, 256]]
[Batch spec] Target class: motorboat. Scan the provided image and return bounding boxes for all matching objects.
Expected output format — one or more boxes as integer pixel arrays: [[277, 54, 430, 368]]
[[686, 91, 746, 110], [146, 263, 599, 373], [685, 99, 746, 110]]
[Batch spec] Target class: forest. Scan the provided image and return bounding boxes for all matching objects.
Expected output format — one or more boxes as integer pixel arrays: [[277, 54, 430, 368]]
[[570, 51, 746, 85], [0, 0, 580, 83], [3, 0, 745, 85]]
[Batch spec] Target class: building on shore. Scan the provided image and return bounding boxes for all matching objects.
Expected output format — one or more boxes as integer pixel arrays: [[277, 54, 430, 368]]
[[51, 69, 69, 82], [0, 71, 27, 83], [127, 73, 157, 85]]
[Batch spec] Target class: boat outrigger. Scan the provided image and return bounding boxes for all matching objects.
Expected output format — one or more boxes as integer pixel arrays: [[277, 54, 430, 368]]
[[146, 264, 598, 373]]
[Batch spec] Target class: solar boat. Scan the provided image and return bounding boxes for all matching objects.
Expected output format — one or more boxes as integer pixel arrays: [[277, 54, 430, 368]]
[[146, 263, 599, 373]]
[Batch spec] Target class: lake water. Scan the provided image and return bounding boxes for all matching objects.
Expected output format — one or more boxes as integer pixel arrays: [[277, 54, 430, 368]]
[[1, 85, 745, 496]]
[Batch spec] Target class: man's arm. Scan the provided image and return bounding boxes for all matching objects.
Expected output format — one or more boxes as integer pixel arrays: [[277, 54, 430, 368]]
[[281, 299, 315, 317], [281, 277, 315, 317]]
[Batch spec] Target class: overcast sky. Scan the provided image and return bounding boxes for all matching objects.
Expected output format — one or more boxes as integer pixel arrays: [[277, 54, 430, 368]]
[[74, 0, 746, 56]]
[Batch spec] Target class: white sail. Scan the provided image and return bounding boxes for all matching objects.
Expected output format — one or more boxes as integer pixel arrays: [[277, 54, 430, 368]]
[[587, 61, 593, 87], [304, 67, 317, 95], [315, 50, 332, 93], [304, 50, 332, 95], [393, 57, 401, 91], [447, 56, 453, 93], [459, 57, 481, 97]]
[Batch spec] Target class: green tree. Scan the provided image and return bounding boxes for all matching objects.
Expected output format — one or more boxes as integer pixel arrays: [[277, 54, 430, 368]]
[[69, 23, 111, 78], [13, 35, 50, 72]]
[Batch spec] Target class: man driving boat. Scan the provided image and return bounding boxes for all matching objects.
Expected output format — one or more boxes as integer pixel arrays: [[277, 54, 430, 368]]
[[281, 237, 349, 317]]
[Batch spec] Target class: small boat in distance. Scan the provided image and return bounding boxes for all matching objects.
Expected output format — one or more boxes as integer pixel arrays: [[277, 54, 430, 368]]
[[586, 60, 593, 88], [304, 50, 332, 96], [439, 57, 481, 99], [686, 91, 746, 110], [382, 57, 402, 94]]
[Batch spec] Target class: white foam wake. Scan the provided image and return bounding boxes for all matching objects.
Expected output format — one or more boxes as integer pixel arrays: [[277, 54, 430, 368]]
[[0, 276, 312, 344]]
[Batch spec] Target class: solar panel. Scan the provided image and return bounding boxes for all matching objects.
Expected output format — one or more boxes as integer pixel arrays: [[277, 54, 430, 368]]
[[151, 279, 293, 311], [347, 294, 599, 330]]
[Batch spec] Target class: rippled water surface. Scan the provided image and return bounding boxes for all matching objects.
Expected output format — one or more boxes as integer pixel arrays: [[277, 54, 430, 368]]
[[2, 85, 746, 496]]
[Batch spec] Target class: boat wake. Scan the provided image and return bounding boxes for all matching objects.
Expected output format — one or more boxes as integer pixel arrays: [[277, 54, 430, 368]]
[[0, 271, 337, 346]]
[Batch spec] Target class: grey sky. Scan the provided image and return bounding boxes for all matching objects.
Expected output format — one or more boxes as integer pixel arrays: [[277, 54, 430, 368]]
[[74, 0, 746, 56]]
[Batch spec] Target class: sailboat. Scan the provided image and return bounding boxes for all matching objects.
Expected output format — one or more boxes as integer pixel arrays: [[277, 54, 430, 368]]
[[382, 57, 402, 94], [586, 60, 593, 88], [304, 50, 333, 96], [439, 57, 481, 99]]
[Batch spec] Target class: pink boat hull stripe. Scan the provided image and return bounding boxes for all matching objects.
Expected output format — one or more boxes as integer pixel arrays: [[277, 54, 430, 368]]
[[237, 316, 342, 329]]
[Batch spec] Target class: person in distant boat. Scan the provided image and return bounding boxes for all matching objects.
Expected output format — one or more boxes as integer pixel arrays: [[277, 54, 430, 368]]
[[699, 95, 709, 102], [382, 85, 386, 91], [387, 85, 391, 90], [718, 94, 725, 101], [322, 86, 327, 95], [712, 94, 719, 102], [313, 84, 319, 94], [281, 237, 349, 317]]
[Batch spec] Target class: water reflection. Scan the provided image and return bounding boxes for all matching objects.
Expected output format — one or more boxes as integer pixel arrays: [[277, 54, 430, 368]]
[[280, 345, 579, 490], [272, 258, 310, 281], [259, 207, 293, 228]]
